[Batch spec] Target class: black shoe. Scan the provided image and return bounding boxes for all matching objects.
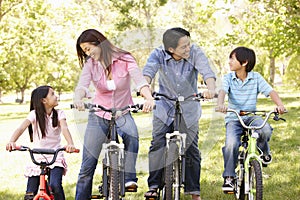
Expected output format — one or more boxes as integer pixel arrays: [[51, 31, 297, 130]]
[[260, 154, 272, 167], [222, 177, 234, 192]]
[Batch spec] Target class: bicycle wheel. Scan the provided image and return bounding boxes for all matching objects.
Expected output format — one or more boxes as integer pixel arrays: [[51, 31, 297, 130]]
[[165, 141, 180, 200], [102, 157, 109, 198], [109, 152, 120, 200], [245, 160, 263, 200]]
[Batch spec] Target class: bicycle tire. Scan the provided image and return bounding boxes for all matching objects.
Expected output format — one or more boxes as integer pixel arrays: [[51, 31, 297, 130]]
[[109, 152, 120, 200], [102, 157, 109, 198], [245, 160, 263, 200], [165, 141, 180, 200]]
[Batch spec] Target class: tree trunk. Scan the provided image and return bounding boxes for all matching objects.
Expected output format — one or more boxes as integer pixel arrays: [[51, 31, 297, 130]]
[[20, 88, 25, 104], [0, 88, 2, 104], [269, 50, 275, 87]]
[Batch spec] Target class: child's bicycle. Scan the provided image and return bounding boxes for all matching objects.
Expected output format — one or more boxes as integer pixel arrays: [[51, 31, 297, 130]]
[[13, 145, 79, 200], [219, 109, 286, 200], [145, 92, 206, 200], [72, 103, 142, 200]]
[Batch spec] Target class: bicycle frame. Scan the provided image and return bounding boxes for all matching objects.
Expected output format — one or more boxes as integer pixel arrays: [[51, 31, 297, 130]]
[[79, 103, 141, 200], [153, 92, 203, 200], [14, 146, 79, 200], [225, 108, 286, 200]]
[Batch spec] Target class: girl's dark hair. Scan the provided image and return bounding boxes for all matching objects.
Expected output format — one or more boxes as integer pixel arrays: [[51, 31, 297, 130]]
[[230, 46, 256, 72], [76, 29, 130, 75], [163, 27, 190, 52], [28, 85, 58, 142]]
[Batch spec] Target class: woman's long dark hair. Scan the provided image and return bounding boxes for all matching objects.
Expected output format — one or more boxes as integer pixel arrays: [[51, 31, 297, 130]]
[[28, 85, 58, 142], [76, 29, 130, 73]]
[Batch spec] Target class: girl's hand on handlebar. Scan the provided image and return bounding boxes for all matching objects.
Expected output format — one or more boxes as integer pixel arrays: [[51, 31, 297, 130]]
[[65, 144, 78, 153], [6, 142, 16, 152]]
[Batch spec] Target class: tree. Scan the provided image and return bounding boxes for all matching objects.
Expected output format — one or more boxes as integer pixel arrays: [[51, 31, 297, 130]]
[[0, 0, 23, 102], [284, 54, 300, 90], [220, 0, 300, 86]]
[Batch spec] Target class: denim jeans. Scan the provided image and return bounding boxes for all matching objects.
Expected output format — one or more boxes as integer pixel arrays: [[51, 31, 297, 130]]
[[147, 116, 201, 195], [222, 116, 273, 178], [26, 167, 65, 200], [75, 112, 139, 200]]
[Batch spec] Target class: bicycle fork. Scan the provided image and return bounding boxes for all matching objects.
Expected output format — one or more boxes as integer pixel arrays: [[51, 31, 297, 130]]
[[243, 131, 262, 195], [101, 141, 125, 198], [166, 131, 187, 194]]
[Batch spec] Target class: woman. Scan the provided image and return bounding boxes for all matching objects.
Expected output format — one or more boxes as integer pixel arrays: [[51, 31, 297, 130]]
[[73, 29, 153, 199]]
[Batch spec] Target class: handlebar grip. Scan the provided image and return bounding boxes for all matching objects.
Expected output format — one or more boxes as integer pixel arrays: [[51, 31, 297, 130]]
[[13, 146, 28, 151], [73, 149, 80, 153]]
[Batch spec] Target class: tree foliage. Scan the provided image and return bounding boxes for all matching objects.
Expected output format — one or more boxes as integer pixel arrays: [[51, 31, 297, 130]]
[[284, 54, 300, 89]]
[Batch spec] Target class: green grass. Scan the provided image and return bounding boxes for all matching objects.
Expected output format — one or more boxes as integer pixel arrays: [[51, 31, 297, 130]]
[[0, 93, 299, 200]]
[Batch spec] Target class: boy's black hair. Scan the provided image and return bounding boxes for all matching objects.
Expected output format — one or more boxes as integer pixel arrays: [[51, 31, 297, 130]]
[[230, 46, 256, 72], [163, 27, 190, 52]]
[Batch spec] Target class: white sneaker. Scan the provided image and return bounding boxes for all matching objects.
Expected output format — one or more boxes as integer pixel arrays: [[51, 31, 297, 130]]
[[125, 181, 138, 188]]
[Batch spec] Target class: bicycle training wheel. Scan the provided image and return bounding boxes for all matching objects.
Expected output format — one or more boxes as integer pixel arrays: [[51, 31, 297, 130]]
[[165, 141, 180, 200], [246, 160, 263, 200]]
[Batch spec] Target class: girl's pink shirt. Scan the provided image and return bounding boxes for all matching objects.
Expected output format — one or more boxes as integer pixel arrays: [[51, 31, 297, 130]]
[[24, 109, 67, 177], [75, 53, 148, 119]]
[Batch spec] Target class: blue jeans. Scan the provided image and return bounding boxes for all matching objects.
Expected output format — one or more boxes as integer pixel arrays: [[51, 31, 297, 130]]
[[222, 116, 273, 178], [147, 116, 201, 195], [26, 167, 65, 200], [75, 112, 139, 200]]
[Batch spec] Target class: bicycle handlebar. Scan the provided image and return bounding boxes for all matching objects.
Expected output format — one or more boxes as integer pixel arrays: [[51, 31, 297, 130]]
[[221, 108, 286, 130], [70, 103, 143, 113], [13, 146, 80, 166], [152, 92, 206, 102]]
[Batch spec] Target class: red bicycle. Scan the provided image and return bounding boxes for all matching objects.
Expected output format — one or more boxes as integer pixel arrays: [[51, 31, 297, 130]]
[[13, 146, 79, 200]]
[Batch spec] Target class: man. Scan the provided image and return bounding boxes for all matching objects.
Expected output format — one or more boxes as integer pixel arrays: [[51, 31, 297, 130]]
[[143, 27, 216, 200]]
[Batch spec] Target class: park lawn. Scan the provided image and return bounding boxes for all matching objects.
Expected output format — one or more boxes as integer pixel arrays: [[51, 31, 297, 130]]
[[0, 93, 299, 200]]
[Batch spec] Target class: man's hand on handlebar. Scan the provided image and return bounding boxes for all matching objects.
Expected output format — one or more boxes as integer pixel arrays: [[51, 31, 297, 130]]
[[216, 104, 227, 113], [202, 90, 217, 99]]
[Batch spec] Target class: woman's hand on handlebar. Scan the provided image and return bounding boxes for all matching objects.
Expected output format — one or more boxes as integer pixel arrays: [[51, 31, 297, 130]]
[[73, 99, 85, 111], [142, 97, 154, 113]]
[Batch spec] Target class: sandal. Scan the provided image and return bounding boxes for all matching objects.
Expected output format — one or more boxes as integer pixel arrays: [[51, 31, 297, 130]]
[[144, 189, 158, 198]]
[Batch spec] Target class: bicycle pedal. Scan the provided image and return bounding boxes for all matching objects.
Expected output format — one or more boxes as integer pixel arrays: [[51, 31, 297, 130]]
[[125, 186, 137, 192], [90, 194, 102, 199], [145, 197, 158, 200], [223, 191, 234, 195]]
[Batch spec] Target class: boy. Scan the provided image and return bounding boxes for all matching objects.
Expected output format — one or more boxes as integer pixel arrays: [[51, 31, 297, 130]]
[[216, 46, 285, 192]]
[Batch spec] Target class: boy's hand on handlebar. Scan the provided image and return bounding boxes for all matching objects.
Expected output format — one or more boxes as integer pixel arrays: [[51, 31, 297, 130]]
[[275, 105, 286, 114]]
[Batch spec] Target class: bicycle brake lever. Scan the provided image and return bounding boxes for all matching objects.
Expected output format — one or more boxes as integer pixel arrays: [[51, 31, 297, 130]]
[[273, 115, 286, 122]]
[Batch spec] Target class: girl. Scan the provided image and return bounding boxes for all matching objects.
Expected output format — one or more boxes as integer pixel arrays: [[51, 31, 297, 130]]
[[6, 85, 77, 200]]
